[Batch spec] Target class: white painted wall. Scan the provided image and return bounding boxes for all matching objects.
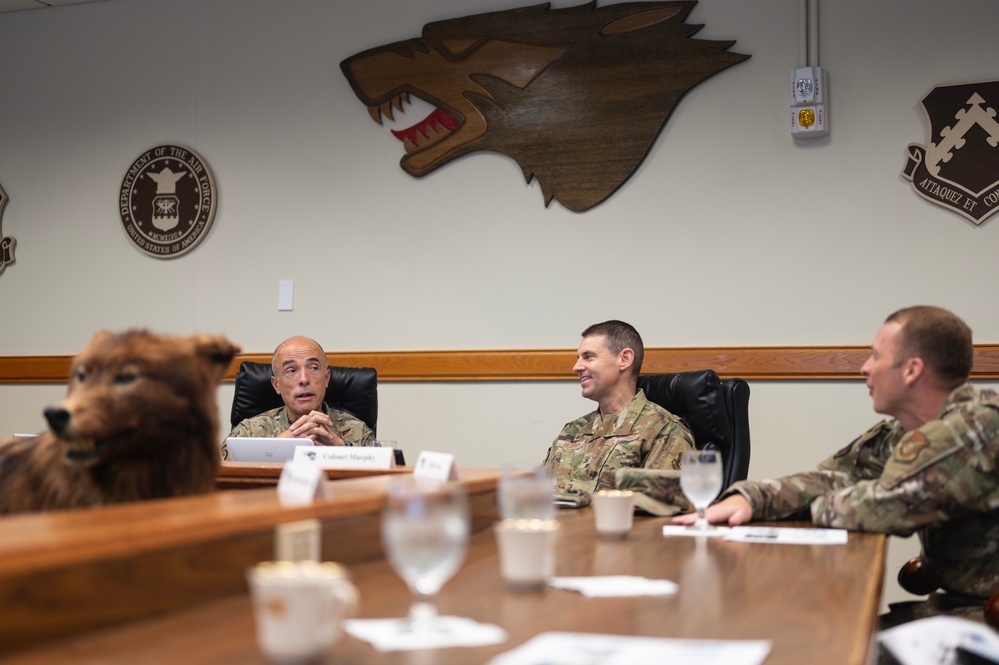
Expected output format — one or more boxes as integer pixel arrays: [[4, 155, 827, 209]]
[[2, 0, 998, 610]]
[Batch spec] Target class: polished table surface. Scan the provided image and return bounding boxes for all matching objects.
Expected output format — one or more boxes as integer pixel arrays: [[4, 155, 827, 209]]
[[1, 501, 886, 665]]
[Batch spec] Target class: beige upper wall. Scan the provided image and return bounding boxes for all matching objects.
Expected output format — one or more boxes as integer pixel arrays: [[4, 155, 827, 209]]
[[0, 0, 997, 356]]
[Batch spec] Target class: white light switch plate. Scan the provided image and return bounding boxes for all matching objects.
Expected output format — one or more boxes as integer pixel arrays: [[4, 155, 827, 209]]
[[278, 280, 294, 311]]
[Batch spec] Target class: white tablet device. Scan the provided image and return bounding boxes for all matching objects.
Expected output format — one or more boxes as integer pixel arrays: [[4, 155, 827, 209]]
[[225, 437, 313, 463]]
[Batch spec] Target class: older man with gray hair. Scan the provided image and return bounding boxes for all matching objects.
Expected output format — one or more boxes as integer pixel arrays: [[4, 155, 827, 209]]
[[221, 336, 374, 460]]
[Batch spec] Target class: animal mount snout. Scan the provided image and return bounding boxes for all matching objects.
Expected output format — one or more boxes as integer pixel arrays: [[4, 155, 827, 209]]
[[44, 407, 71, 434]]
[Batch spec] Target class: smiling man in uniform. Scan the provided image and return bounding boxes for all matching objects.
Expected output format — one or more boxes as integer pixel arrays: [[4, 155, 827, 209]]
[[542, 320, 694, 506]]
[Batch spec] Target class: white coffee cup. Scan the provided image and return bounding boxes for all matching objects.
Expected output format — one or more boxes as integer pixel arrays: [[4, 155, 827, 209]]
[[494, 518, 560, 590], [246, 561, 358, 665], [591, 489, 635, 539]]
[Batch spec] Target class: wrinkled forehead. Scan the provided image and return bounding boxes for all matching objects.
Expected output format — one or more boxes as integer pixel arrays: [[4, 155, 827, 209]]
[[273, 340, 327, 370]]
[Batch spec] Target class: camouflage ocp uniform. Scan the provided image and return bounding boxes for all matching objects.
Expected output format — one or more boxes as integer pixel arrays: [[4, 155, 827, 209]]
[[727, 383, 999, 601], [542, 389, 695, 506], [220, 402, 375, 461]]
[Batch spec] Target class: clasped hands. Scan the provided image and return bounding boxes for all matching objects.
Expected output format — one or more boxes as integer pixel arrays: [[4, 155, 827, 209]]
[[279, 411, 345, 446]]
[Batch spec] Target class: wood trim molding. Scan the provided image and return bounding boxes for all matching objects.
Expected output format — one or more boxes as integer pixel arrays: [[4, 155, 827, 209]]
[[2, 345, 999, 383]]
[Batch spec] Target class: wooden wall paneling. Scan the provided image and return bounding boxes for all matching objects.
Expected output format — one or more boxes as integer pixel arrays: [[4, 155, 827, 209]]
[[2, 345, 998, 384]]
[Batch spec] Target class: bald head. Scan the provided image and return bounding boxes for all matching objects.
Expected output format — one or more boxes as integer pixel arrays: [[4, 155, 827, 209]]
[[270, 336, 330, 421]]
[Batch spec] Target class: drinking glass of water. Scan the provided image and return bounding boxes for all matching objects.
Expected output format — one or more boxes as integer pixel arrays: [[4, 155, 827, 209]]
[[498, 466, 555, 521], [680, 450, 723, 531], [381, 477, 470, 633]]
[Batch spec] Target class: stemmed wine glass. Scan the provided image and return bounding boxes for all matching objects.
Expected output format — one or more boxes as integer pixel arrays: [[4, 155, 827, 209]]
[[381, 477, 470, 633], [680, 450, 723, 532]]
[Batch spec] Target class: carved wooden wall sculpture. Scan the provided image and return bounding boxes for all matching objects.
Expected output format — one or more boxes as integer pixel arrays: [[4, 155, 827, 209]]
[[341, 1, 749, 211]]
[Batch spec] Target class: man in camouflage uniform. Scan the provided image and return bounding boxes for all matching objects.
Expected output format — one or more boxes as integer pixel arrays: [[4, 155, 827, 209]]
[[674, 306, 999, 622], [542, 320, 694, 507], [220, 336, 374, 460]]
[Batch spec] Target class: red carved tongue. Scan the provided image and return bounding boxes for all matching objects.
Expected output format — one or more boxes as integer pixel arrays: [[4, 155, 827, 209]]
[[391, 108, 459, 143]]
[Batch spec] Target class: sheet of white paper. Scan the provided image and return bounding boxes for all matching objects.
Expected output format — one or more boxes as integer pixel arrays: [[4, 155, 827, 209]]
[[723, 526, 847, 545], [486, 631, 772, 665], [880, 615, 999, 665]]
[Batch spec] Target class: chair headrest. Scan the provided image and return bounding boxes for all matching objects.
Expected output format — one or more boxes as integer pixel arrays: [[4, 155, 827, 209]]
[[229, 361, 378, 435], [636, 370, 733, 452]]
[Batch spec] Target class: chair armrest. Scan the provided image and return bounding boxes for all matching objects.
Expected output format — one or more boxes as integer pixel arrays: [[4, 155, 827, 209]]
[[896, 556, 940, 596]]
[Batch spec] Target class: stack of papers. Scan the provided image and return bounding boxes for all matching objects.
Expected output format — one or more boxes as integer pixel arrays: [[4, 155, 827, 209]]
[[486, 631, 772, 665], [662, 524, 848, 545], [880, 615, 999, 665]]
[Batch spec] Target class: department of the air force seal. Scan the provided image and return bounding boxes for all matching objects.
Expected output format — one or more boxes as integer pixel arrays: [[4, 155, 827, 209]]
[[902, 80, 999, 226], [118, 145, 217, 258]]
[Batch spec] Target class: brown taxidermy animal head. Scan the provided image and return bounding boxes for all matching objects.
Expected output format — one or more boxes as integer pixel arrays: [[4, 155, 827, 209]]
[[0, 329, 240, 514], [341, 1, 749, 211]]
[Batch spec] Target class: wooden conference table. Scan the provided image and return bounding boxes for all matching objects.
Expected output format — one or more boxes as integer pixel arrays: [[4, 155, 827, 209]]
[[0, 469, 886, 665]]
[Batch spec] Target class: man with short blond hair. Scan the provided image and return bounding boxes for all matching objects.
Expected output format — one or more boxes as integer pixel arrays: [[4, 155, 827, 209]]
[[674, 306, 999, 622]]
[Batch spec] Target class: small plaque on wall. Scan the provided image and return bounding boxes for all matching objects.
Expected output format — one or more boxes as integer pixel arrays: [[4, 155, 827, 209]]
[[902, 80, 999, 226], [0, 182, 14, 277], [118, 145, 218, 258]]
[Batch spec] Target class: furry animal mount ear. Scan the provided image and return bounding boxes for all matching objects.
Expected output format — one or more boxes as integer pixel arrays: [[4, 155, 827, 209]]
[[85, 329, 116, 347], [189, 334, 241, 381]]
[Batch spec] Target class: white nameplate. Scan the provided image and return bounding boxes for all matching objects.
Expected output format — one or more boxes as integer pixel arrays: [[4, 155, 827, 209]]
[[292, 445, 395, 469], [413, 451, 459, 481], [277, 462, 332, 505]]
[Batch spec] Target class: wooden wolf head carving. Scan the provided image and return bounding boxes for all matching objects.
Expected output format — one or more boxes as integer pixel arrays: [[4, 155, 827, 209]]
[[340, 1, 749, 211]]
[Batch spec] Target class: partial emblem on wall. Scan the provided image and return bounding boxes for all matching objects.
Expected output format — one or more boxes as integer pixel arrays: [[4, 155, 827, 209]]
[[118, 145, 218, 258], [0, 182, 14, 277], [902, 80, 999, 226], [340, 1, 748, 212]]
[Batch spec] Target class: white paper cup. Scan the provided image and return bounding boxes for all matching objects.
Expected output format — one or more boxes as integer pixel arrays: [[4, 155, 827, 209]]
[[494, 518, 560, 591], [591, 490, 635, 539], [246, 561, 358, 665]]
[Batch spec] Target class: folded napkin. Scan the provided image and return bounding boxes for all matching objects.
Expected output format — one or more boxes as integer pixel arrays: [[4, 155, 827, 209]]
[[343, 616, 508, 651], [549, 575, 678, 597]]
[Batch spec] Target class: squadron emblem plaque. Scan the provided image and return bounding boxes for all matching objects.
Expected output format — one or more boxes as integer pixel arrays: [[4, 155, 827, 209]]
[[118, 145, 218, 258], [0, 182, 14, 278], [902, 80, 999, 226]]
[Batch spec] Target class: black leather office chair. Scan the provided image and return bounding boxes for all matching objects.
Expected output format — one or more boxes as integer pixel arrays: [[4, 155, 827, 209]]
[[637, 370, 751, 491], [230, 361, 379, 436]]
